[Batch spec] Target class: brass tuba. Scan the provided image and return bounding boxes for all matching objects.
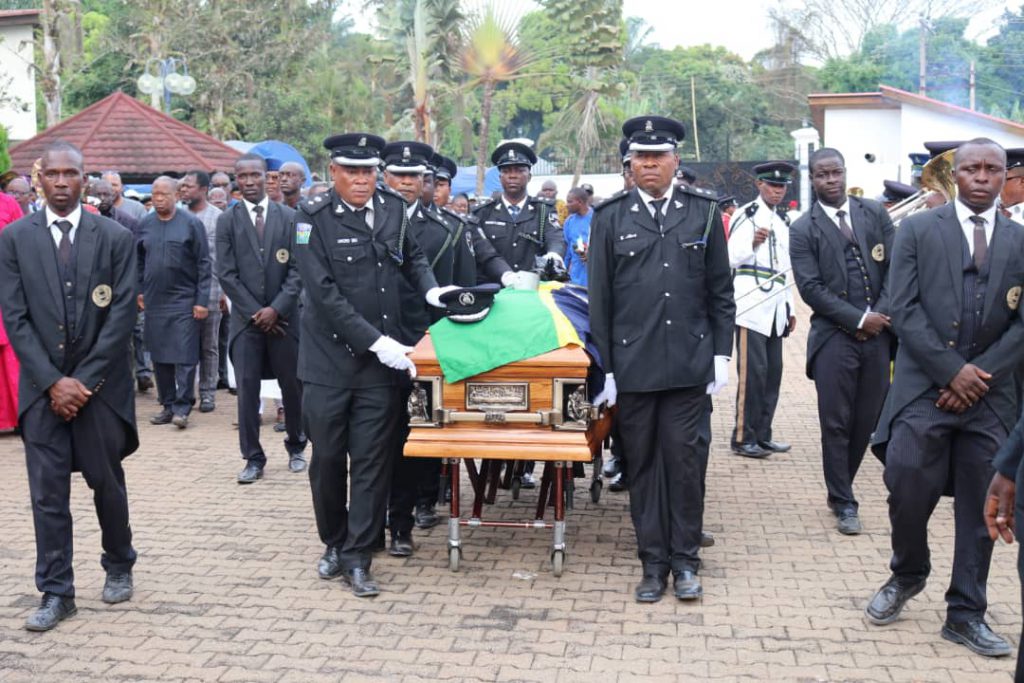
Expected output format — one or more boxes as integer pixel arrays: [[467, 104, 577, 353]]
[[888, 149, 957, 224], [847, 186, 864, 197]]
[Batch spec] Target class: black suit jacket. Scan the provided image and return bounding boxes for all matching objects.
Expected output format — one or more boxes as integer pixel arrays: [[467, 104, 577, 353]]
[[0, 209, 139, 456], [790, 197, 895, 378], [215, 200, 302, 347], [872, 204, 1024, 453], [588, 185, 735, 392], [293, 187, 438, 389]]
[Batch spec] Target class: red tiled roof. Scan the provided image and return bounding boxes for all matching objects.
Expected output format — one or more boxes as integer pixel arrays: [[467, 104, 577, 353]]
[[10, 91, 242, 177]]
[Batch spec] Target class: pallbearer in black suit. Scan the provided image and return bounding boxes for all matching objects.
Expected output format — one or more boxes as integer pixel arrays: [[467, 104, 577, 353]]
[[216, 153, 306, 484], [294, 133, 442, 597], [589, 116, 735, 603], [0, 142, 139, 631], [866, 138, 1024, 658], [790, 148, 895, 536]]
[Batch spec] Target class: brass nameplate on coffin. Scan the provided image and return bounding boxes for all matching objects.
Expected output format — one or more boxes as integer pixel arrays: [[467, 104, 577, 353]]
[[465, 382, 529, 411]]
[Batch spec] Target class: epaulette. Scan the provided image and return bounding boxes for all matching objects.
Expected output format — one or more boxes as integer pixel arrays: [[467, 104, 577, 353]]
[[676, 184, 717, 201], [594, 189, 630, 211], [441, 206, 477, 225], [425, 209, 449, 228], [471, 197, 495, 214], [376, 184, 408, 203], [532, 195, 556, 206], [302, 192, 332, 214]]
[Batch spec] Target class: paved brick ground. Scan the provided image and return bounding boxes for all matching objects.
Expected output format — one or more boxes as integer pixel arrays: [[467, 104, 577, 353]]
[[0, 299, 1020, 682]]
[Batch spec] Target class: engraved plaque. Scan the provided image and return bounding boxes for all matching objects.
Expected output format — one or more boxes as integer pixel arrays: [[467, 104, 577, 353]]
[[466, 382, 529, 411]]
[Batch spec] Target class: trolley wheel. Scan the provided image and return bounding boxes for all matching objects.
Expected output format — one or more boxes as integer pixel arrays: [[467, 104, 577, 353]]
[[511, 476, 521, 500], [448, 547, 461, 573], [589, 478, 602, 504], [552, 550, 565, 577]]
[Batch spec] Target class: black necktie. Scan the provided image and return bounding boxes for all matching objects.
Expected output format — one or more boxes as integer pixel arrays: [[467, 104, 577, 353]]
[[970, 215, 987, 269], [253, 204, 265, 242], [835, 210, 856, 244], [55, 220, 73, 267], [649, 198, 665, 231], [508, 204, 520, 220]]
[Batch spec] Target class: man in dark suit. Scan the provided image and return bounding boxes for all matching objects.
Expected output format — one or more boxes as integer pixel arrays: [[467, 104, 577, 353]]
[[294, 133, 444, 597], [0, 141, 139, 631], [790, 148, 895, 535], [216, 153, 306, 484], [866, 138, 1024, 658], [589, 116, 735, 603]]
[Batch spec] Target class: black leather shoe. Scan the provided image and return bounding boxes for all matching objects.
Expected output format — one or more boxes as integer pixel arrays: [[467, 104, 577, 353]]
[[837, 510, 862, 535], [217, 379, 230, 390], [673, 570, 703, 600], [634, 575, 667, 603], [941, 620, 1012, 657], [414, 505, 439, 529], [237, 462, 264, 484], [700, 531, 715, 548], [758, 440, 790, 453], [732, 442, 771, 458], [389, 532, 414, 557], [25, 593, 77, 631], [102, 572, 133, 604], [288, 454, 307, 473], [149, 408, 173, 425], [342, 567, 380, 597], [199, 398, 215, 413], [137, 376, 154, 392], [865, 576, 926, 625], [317, 547, 343, 579]]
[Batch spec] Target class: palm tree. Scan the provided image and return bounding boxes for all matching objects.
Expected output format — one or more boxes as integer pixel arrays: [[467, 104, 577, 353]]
[[458, 5, 533, 195]]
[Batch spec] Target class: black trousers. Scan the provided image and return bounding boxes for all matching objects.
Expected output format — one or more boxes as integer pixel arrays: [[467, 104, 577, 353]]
[[217, 313, 230, 385], [388, 382, 420, 536], [885, 396, 1004, 622], [618, 386, 708, 576], [153, 362, 196, 416], [1015, 460, 1024, 682], [21, 396, 136, 597], [306, 382, 401, 570], [732, 325, 783, 447], [231, 327, 305, 466], [812, 331, 891, 513]]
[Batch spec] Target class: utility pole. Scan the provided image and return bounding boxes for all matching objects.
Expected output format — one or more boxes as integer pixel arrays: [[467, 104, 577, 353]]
[[690, 75, 701, 162], [969, 61, 976, 110], [918, 16, 928, 97]]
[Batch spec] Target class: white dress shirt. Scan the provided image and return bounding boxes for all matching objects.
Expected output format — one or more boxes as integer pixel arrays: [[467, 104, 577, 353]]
[[636, 187, 670, 220], [341, 197, 375, 229], [818, 200, 854, 236], [502, 196, 528, 215], [243, 196, 270, 229], [45, 204, 83, 248], [954, 199, 997, 257]]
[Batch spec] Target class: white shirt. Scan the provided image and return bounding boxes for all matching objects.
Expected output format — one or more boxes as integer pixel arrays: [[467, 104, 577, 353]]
[[636, 187, 670, 220], [341, 197, 375, 229], [243, 196, 270, 230], [502, 196, 527, 215], [45, 204, 82, 248], [406, 200, 419, 219], [818, 200, 854, 236], [954, 199, 997, 257]]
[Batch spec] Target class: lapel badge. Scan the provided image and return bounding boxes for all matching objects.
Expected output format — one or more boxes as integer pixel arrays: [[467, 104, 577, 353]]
[[630, 204, 639, 213], [1008, 285, 1022, 311], [91, 284, 112, 308], [335, 204, 344, 214], [674, 200, 683, 209], [871, 243, 884, 262], [276, 248, 290, 264]]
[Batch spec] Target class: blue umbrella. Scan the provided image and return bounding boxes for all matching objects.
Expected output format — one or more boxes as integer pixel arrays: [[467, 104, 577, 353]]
[[248, 140, 313, 188]]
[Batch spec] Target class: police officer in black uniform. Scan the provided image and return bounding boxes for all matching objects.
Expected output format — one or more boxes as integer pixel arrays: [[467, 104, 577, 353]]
[[294, 133, 447, 597], [589, 116, 735, 603]]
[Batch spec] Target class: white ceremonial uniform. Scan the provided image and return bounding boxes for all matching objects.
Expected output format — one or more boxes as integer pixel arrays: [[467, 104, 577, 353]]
[[727, 199, 794, 336]]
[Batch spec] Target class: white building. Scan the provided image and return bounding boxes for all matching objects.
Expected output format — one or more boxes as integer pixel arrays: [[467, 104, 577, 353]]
[[0, 9, 40, 144], [808, 84, 1024, 196]]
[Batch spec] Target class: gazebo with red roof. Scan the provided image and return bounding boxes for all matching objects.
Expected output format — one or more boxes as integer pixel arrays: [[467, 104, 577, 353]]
[[9, 91, 242, 182]]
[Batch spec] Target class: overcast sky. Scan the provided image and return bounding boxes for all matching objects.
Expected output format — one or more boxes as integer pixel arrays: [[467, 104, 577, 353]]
[[342, 0, 1017, 61]]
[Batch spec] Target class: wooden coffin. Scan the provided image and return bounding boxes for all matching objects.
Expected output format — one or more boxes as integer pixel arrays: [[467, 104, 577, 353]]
[[403, 333, 594, 462]]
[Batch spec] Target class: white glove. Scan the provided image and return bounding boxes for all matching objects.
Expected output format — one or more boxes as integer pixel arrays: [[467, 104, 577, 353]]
[[369, 335, 417, 378], [706, 355, 730, 395], [500, 271, 515, 287], [425, 285, 460, 308], [593, 373, 617, 408], [543, 251, 565, 265]]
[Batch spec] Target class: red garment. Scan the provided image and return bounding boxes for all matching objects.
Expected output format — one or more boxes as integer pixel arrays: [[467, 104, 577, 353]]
[[0, 193, 23, 429], [722, 211, 731, 238]]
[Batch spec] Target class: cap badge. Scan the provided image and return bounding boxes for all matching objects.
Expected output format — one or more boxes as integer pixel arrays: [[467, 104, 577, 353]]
[[358, 137, 366, 147], [508, 149, 515, 160], [403, 146, 410, 160], [458, 292, 476, 306], [645, 120, 653, 132]]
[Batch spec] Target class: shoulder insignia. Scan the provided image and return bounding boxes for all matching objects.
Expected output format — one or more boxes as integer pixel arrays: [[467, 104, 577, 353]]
[[376, 184, 406, 202], [426, 210, 450, 229], [303, 195, 331, 215], [676, 184, 715, 201], [533, 196, 555, 206], [472, 197, 496, 214], [594, 189, 629, 211]]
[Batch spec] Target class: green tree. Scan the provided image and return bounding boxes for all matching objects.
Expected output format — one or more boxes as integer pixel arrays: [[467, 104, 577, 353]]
[[0, 125, 11, 175]]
